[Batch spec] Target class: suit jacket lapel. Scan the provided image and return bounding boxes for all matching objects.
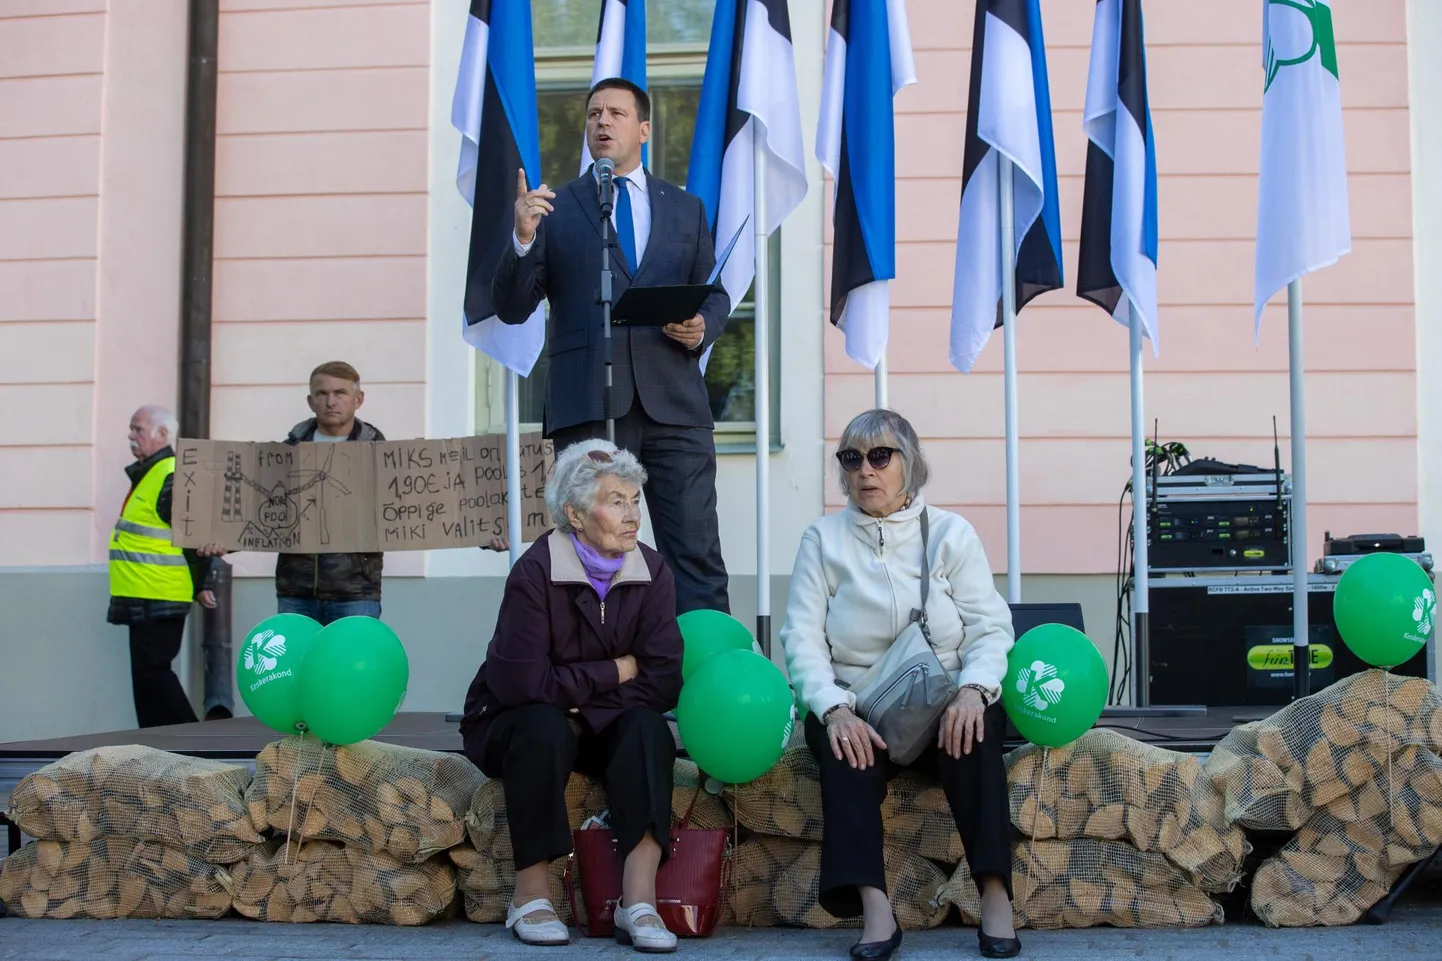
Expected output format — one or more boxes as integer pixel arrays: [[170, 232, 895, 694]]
[[634, 171, 668, 283], [569, 172, 634, 281]]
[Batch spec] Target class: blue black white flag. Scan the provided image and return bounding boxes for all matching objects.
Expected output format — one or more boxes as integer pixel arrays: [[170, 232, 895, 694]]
[[1078, 0, 1159, 349], [950, 0, 1064, 373], [452, 0, 545, 375], [817, 0, 916, 370], [582, 0, 648, 172], [687, 0, 808, 370]]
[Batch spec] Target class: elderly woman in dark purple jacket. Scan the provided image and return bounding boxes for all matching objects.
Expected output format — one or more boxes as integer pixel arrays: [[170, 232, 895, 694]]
[[461, 439, 683, 952]]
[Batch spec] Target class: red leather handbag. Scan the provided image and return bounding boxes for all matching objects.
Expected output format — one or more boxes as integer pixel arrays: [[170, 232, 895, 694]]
[[564, 786, 730, 938]]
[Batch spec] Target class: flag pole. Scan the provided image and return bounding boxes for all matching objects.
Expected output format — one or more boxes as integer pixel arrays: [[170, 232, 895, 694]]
[[999, 156, 1021, 605], [505, 368, 522, 567], [874, 354, 888, 409], [1128, 302, 1150, 706], [1288, 278, 1310, 700], [753, 134, 772, 658]]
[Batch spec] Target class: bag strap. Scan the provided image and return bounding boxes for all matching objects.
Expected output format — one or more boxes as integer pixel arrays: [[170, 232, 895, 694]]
[[909, 508, 931, 641], [677, 783, 703, 831]]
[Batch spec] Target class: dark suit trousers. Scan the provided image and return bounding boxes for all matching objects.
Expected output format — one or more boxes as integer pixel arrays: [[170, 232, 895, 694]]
[[552, 404, 730, 615], [128, 618, 199, 729], [803, 706, 1014, 918], [475, 703, 676, 872]]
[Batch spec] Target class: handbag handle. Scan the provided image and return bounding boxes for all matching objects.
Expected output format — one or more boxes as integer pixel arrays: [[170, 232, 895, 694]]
[[909, 508, 931, 642], [676, 783, 703, 832]]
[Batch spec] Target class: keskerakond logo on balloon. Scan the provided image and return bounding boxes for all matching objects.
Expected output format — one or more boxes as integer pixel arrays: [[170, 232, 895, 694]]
[[1408, 588, 1436, 644], [245, 629, 292, 692], [1015, 660, 1066, 721]]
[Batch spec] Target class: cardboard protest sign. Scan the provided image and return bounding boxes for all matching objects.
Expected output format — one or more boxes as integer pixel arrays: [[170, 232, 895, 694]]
[[171, 434, 553, 553]]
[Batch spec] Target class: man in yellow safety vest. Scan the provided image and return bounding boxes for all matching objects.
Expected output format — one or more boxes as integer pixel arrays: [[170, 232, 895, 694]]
[[107, 405, 218, 728]]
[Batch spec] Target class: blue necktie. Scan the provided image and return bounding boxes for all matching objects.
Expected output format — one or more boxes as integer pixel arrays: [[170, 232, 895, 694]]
[[614, 176, 637, 272]]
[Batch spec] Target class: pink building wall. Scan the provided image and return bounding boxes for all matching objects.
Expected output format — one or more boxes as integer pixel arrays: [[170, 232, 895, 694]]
[[0, 0, 1418, 581], [824, 0, 1417, 574]]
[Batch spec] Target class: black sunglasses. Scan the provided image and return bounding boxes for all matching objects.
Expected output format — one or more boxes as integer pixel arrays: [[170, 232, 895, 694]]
[[836, 447, 898, 472]]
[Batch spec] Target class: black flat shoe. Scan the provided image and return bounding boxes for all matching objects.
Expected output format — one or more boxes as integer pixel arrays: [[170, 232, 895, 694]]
[[849, 921, 902, 961], [978, 927, 1021, 958]]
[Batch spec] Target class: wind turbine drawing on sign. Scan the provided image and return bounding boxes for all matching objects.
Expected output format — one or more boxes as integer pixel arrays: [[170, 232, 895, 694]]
[[228, 445, 352, 546]]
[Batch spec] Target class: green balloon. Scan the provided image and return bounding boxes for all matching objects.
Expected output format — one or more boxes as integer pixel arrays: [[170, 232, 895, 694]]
[[237, 613, 321, 736], [678, 609, 756, 680], [1334, 553, 1435, 668], [1001, 624, 1108, 748], [677, 650, 794, 784], [297, 617, 410, 746]]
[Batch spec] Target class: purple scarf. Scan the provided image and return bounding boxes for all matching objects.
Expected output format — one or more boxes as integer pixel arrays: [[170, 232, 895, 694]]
[[571, 533, 626, 600]]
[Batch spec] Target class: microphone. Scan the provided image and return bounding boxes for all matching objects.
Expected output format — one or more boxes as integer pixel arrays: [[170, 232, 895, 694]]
[[596, 157, 616, 213]]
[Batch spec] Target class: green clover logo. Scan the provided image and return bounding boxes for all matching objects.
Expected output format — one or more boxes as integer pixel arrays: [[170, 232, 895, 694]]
[[1016, 660, 1066, 713], [1264, 0, 1339, 93]]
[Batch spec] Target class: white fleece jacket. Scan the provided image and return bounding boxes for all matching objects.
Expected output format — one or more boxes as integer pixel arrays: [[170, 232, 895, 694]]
[[780, 497, 1015, 721]]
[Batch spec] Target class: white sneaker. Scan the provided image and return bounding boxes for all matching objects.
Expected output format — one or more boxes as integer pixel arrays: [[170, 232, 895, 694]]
[[613, 902, 677, 953], [505, 898, 570, 946]]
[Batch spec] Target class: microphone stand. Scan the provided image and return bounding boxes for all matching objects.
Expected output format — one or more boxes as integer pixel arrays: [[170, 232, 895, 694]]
[[597, 172, 616, 444]]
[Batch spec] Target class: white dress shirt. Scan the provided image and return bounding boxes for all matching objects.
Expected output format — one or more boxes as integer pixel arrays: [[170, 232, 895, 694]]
[[514, 163, 651, 269]]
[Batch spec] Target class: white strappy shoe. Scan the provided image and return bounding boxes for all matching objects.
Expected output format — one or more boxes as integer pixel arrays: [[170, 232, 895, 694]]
[[613, 901, 677, 953], [505, 898, 570, 946]]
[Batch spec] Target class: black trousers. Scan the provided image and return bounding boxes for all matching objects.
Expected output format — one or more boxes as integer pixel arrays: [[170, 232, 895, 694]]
[[551, 403, 729, 616], [804, 704, 1014, 918], [128, 618, 199, 729], [477, 703, 677, 872]]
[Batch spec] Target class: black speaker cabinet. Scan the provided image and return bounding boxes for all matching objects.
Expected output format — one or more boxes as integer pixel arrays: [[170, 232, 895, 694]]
[[1145, 575, 1430, 707]]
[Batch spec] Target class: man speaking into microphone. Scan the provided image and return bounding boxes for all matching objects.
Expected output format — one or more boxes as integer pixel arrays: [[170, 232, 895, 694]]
[[492, 77, 733, 616]]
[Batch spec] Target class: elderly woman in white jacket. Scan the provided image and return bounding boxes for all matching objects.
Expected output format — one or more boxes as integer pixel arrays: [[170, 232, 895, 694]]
[[781, 409, 1020, 961]]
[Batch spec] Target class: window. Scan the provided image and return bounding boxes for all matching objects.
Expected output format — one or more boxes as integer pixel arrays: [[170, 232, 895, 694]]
[[477, 0, 781, 446]]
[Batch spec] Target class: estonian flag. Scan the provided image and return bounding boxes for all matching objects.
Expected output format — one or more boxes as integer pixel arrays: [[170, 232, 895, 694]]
[[452, 0, 545, 376], [817, 0, 916, 370], [950, 0, 1063, 374], [581, 0, 648, 173], [1078, 0, 1159, 349], [686, 0, 809, 367]]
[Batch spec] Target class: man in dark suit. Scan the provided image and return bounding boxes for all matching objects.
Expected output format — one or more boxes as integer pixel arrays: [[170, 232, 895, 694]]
[[492, 77, 731, 616]]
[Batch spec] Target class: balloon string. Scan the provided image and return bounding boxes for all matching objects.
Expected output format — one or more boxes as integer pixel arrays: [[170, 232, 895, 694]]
[[1023, 746, 1047, 908], [284, 731, 305, 865], [1385, 671, 1394, 833]]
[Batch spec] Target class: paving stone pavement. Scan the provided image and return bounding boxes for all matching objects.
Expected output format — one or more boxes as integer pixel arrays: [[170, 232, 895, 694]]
[[3, 901, 1442, 961]]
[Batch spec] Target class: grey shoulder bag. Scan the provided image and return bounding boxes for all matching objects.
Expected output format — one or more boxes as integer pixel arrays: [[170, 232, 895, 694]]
[[844, 509, 959, 765]]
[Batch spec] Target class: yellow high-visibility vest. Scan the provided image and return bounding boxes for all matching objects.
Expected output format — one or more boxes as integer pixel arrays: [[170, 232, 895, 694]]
[[108, 456, 193, 602]]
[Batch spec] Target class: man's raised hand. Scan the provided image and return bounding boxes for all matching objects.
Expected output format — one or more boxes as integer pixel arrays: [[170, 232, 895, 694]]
[[514, 168, 556, 245]]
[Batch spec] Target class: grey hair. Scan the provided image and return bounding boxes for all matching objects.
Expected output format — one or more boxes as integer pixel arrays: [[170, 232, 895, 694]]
[[137, 405, 179, 444], [545, 439, 648, 534], [836, 408, 930, 501]]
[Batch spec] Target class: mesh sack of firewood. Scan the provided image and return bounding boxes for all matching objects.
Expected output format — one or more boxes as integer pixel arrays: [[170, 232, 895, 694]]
[[1205, 671, 1442, 832], [230, 838, 457, 925], [724, 746, 964, 863], [939, 839, 1223, 929], [245, 737, 484, 864], [449, 844, 577, 925], [724, 836, 786, 927], [753, 836, 948, 931], [1006, 730, 1248, 891], [0, 837, 234, 920], [5, 746, 261, 865], [465, 759, 729, 862], [1249, 742, 1442, 926]]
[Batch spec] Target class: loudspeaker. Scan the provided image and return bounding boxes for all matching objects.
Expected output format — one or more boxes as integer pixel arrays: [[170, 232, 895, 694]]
[[1145, 575, 1429, 707]]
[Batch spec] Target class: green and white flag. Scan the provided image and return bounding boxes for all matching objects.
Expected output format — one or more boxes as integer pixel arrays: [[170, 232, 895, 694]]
[[1254, 0, 1351, 335]]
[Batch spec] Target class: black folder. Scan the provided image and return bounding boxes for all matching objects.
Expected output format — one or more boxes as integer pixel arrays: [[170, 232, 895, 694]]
[[610, 218, 747, 326]]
